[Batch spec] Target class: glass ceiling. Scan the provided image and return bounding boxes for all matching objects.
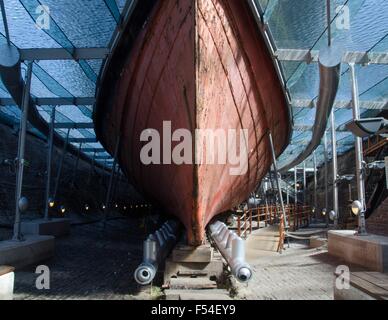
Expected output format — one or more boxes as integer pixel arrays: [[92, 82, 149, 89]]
[[255, 0, 387, 180], [0, 0, 387, 176]]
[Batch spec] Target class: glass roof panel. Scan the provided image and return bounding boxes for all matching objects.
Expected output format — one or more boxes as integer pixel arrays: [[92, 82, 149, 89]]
[[1, 0, 387, 172]]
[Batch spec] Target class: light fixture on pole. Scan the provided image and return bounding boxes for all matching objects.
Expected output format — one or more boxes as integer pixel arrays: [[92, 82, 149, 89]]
[[345, 117, 388, 138], [351, 200, 363, 217]]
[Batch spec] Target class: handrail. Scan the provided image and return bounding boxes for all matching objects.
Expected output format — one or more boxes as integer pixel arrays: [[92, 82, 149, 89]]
[[236, 205, 314, 252]]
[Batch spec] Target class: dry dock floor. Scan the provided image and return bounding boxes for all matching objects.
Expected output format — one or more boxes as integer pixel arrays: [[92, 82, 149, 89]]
[[235, 239, 364, 300], [0, 217, 153, 300], [1, 219, 364, 300]]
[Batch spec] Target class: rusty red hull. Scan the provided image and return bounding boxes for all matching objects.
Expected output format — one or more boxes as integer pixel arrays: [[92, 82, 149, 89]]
[[96, 0, 290, 245]]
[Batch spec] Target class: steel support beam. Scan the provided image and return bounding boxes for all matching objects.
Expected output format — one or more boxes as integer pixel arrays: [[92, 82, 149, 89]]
[[95, 155, 112, 160], [330, 111, 339, 227], [44, 107, 56, 220], [349, 63, 367, 235], [274, 49, 388, 65], [81, 148, 105, 153], [68, 138, 97, 143], [19, 48, 110, 61], [291, 99, 387, 111], [54, 122, 94, 129], [0, 97, 96, 106], [293, 124, 349, 132], [13, 61, 33, 241]]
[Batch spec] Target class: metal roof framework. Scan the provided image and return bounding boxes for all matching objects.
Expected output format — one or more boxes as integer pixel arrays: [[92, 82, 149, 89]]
[[0, 0, 137, 167], [0, 0, 387, 173], [249, 0, 387, 184]]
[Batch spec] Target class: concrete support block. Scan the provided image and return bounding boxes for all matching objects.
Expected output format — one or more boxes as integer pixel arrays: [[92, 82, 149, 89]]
[[164, 259, 224, 281], [172, 245, 213, 263], [0, 236, 55, 269], [21, 218, 70, 237], [0, 266, 15, 300], [328, 230, 388, 272]]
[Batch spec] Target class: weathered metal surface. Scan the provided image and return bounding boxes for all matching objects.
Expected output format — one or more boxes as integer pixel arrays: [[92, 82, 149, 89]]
[[96, 0, 290, 245]]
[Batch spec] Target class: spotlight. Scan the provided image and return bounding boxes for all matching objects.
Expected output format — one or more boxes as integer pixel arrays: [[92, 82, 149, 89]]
[[102, 204, 106, 210], [115, 204, 118, 208], [48, 198, 55, 208], [123, 206, 127, 210], [329, 210, 337, 221], [345, 117, 388, 138], [85, 204, 89, 211], [18, 197, 29, 213], [60, 206, 66, 214], [351, 200, 363, 216], [322, 208, 327, 216]]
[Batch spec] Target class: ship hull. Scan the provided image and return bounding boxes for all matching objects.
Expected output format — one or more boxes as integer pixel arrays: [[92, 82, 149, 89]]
[[95, 0, 290, 245]]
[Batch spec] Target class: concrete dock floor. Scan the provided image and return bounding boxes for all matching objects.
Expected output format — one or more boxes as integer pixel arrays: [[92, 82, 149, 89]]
[[0, 218, 153, 300], [234, 240, 365, 300]]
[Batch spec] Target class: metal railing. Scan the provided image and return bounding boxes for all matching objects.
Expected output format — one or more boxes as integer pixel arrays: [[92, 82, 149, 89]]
[[236, 205, 314, 252]]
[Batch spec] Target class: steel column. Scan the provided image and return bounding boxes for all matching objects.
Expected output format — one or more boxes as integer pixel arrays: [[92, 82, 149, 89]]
[[330, 110, 339, 227], [44, 107, 56, 220], [103, 137, 121, 226], [286, 187, 290, 205], [268, 132, 288, 228], [0, 0, 10, 45], [313, 152, 318, 218], [52, 129, 70, 201], [349, 63, 367, 235], [303, 161, 307, 205], [12, 61, 33, 241], [324, 131, 329, 226], [294, 167, 298, 206]]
